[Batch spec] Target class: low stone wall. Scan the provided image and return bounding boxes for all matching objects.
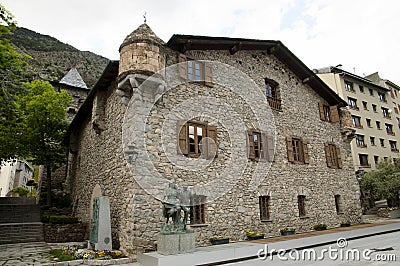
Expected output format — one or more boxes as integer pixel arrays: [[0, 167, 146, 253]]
[[44, 222, 88, 243]]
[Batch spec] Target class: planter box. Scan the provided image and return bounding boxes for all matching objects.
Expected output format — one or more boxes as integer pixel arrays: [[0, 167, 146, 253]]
[[280, 230, 295, 236], [210, 238, 229, 245], [247, 235, 264, 240]]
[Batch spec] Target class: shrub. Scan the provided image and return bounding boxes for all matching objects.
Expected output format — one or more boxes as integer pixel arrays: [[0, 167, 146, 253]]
[[54, 194, 72, 208], [12, 186, 29, 197], [313, 223, 327, 231], [41, 215, 78, 224]]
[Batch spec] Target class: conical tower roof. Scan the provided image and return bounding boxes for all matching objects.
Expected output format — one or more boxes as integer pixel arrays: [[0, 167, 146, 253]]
[[59, 68, 88, 89], [119, 23, 165, 51]]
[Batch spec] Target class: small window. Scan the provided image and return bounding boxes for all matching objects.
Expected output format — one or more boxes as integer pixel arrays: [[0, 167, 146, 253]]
[[372, 104, 377, 112], [347, 97, 358, 110], [298, 195, 306, 217], [265, 79, 282, 111], [366, 118, 371, 127], [370, 136, 376, 146], [359, 85, 364, 93], [286, 137, 309, 164], [324, 143, 342, 168], [259, 196, 270, 221], [355, 135, 366, 148], [394, 107, 399, 114], [389, 140, 398, 152], [359, 154, 369, 167], [374, 155, 379, 165], [362, 101, 368, 110], [190, 195, 206, 224], [386, 123, 394, 135], [179, 54, 213, 87], [351, 116, 362, 128], [334, 195, 342, 214], [380, 138, 385, 147], [344, 81, 354, 92], [369, 88, 374, 96], [376, 121, 381, 129], [378, 92, 387, 103], [318, 103, 339, 123], [382, 107, 390, 118], [247, 130, 274, 162], [177, 121, 217, 159]]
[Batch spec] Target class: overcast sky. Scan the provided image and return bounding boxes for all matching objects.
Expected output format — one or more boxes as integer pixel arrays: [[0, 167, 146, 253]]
[[3, 0, 400, 84]]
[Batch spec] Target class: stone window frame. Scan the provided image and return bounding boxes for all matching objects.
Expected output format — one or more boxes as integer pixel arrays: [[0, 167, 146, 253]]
[[351, 115, 363, 128], [178, 54, 213, 87], [334, 194, 344, 214], [297, 195, 307, 218], [286, 136, 309, 164], [318, 102, 339, 123], [177, 120, 217, 159], [259, 196, 271, 221], [324, 143, 343, 168], [247, 130, 274, 162], [189, 194, 206, 225]]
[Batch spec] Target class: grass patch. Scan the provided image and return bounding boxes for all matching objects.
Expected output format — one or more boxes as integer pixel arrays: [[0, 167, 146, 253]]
[[49, 249, 75, 261]]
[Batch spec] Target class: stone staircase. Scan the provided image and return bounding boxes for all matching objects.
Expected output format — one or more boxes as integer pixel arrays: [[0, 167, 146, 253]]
[[0, 197, 44, 245], [365, 199, 388, 215]]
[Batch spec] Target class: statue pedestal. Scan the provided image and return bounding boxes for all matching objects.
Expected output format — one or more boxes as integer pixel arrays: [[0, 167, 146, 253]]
[[157, 232, 195, 255]]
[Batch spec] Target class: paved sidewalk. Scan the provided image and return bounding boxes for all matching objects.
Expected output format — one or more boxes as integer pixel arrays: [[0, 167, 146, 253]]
[[1, 219, 399, 266]]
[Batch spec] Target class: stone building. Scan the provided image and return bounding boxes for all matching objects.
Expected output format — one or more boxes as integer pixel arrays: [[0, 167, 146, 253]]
[[65, 24, 362, 257], [316, 67, 400, 172]]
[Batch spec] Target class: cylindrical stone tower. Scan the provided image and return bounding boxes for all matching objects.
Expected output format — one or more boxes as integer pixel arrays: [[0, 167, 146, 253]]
[[118, 23, 166, 78]]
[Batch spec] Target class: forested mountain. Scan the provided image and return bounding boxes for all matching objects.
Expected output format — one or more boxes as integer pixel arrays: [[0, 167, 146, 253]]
[[9, 27, 109, 87]]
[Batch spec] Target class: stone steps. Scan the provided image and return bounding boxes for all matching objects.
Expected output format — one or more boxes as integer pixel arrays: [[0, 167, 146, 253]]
[[0, 197, 44, 245], [0, 222, 44, 244]]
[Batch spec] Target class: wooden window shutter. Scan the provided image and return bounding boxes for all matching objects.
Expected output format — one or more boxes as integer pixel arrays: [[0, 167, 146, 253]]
[[324, 143, 332, 168], [177, 120, 188, 155], [330, 105, 340, 123], [336, 146, 343, 169], [178, 54, 188, 80], [205, 125, 218, 159], [318, 102, 326, 121], [286, 137, 294, 162], [248, 131, 256, 159], [204, 62, 213, 87], [260, 133, 268, 162], [303, 139, 310, 164], [266, 135, 275, 162]]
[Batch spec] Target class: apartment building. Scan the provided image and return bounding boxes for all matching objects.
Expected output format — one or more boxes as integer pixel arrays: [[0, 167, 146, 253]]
[[0, 160, 34, 196], [316, 66, 400, 172]]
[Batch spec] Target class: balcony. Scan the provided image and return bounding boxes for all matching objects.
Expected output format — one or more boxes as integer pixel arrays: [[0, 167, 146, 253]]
[[349, 106, 359, 111], [353, 124, 363, 129], [383, 114, 392, 119], [387, 131, 395, 136], [359, 163, 371, 168], [267, 96, 282, 111], [391, 148, 399, 153]]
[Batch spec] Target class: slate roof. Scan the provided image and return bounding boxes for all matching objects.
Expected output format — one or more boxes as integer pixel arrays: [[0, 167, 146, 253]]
[[59, 68, 88, 89]]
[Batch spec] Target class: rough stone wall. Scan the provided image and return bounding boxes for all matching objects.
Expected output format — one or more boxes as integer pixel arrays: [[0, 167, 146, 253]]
[[44, 222, 87, 243], [69, 47, 361, 258]]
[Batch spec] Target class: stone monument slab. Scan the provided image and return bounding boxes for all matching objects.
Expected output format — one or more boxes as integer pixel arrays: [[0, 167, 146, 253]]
[[89, 196, 112, 250]]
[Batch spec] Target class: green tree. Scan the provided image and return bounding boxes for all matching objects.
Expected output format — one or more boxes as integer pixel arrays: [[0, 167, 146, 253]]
[[360, 159, 400, 207], [0, 4, 30, 161], [16, 80, 71, 206], [12, 186, 29, 197]]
